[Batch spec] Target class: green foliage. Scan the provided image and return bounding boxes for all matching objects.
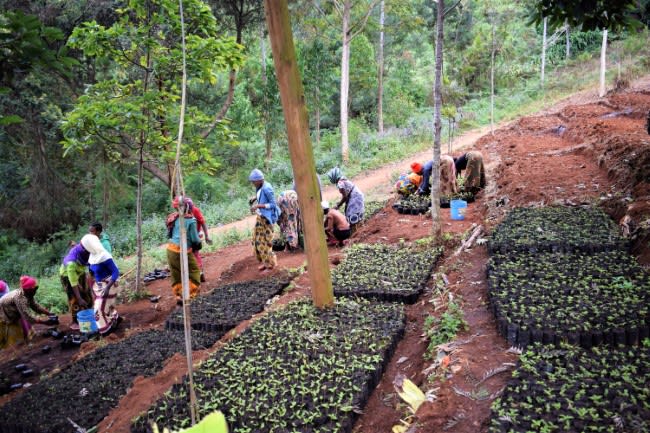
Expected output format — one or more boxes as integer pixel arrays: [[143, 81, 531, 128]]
[[424, 300, 468, 358], [61, 0, 246, 179], [527, 0, 641, 30]]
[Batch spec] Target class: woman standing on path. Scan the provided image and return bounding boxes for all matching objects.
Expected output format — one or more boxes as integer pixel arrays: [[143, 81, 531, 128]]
[[80, 234, 121, 335], [166, 197, 202, 304], [249, 169, 280, 273]]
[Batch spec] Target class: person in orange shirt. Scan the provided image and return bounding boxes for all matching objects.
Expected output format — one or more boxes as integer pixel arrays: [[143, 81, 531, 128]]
[[395, 162, 424, 197]]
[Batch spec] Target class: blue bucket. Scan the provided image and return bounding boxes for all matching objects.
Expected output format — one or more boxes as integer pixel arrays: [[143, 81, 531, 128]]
[[450, 199, 467, 220], [77, 309, 98, 334]]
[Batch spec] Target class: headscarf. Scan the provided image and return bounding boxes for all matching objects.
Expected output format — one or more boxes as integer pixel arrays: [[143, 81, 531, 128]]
[[172, 196, 193, 212], [19, 275, 38, 293], [0, 280, 8, 297], [80, 234, 112, 265], [249, 169, 264, 182], [327, 167, 342, 184], [410, 162, 423, 174]]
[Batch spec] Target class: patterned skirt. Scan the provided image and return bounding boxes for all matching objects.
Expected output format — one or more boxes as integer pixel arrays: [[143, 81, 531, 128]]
[[253, 215, 277, 268], [92, 277, 122, 335], [278, 191, 302, 249]]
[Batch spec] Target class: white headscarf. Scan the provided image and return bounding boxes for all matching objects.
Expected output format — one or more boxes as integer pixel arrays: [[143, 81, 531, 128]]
[[80, 234, 112, 265]]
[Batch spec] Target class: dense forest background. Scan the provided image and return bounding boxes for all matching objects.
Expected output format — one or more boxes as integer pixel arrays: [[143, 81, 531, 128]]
[[1, 0, 649, 294]]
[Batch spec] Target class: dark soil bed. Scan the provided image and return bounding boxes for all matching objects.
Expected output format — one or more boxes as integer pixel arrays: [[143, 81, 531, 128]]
[[0, 329, 222, 433], [165, 276, 290, 332]]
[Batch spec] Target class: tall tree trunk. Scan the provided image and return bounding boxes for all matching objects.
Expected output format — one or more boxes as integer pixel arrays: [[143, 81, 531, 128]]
[[377, 0, 385, 134], [340, 0, 351, 163], [599, 28, 608, 97], [102, 152, 109, 226], [490, 16, 496, 135], [135, 26, 153, 295], [430, 0, 444, 237], [315, 85, 321, 146], [261, 25, 272, 168], [541, 16, 547, 86], [264, 0, 334, 308], [565, 20, 570, 59], [135, 145, 144, 294]]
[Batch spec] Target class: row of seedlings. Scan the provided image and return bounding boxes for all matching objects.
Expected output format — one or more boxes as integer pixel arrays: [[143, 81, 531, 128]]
[[487, 250, 650, 348], [363, 200, 388, 222], [332, 243, 443, 303], [486, 206, 646, 348], [0, 276, 290, 433], [132, 297, 406, 433], [486, 206, 650, 432], [393, 191, 475, 214], [489, 343, 650, 433], [488, 206, 628, 255]]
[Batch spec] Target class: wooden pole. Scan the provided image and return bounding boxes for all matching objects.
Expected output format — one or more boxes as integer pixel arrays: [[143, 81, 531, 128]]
[[263, 0, 334, 308], [176, 0, 197, 423]]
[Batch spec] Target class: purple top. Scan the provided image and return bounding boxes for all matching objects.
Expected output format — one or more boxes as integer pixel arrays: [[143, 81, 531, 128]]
[[63, 244, 90, 266]]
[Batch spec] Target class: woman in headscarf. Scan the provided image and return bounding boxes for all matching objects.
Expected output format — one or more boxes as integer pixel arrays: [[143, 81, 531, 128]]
[[59, 242, 93, 330], [0, 276, 52, 349], [327, 167, 365, 231], [395, 162, 424, 197], [80, 234, 121, 335], [166, 196, 202, 304], [249, 169, 280, 272], [0, 280, 9, 298], [454, 151, 486, 193], [276, 190, 302, 251]]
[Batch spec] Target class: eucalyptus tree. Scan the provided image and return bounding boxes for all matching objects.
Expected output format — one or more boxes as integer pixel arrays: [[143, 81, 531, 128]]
[[203, 0, 265, 138], [528, 0, 641, 96], [62, 0, 244, 291], [311, 0, 380, 163]]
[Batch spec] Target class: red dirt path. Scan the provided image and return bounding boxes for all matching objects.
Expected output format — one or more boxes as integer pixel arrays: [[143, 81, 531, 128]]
[[1, 79, 649, 433]]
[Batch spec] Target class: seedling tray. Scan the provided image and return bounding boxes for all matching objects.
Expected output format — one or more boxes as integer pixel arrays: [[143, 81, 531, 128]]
[[332, 243, 442, 303], [0, 329, 222, 433], [487, 250, 650, 348], [132, 298, 406, 433], [489, 344, 650, 433], [165, 277, 290, 332], [488, 206, 627, 255]]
